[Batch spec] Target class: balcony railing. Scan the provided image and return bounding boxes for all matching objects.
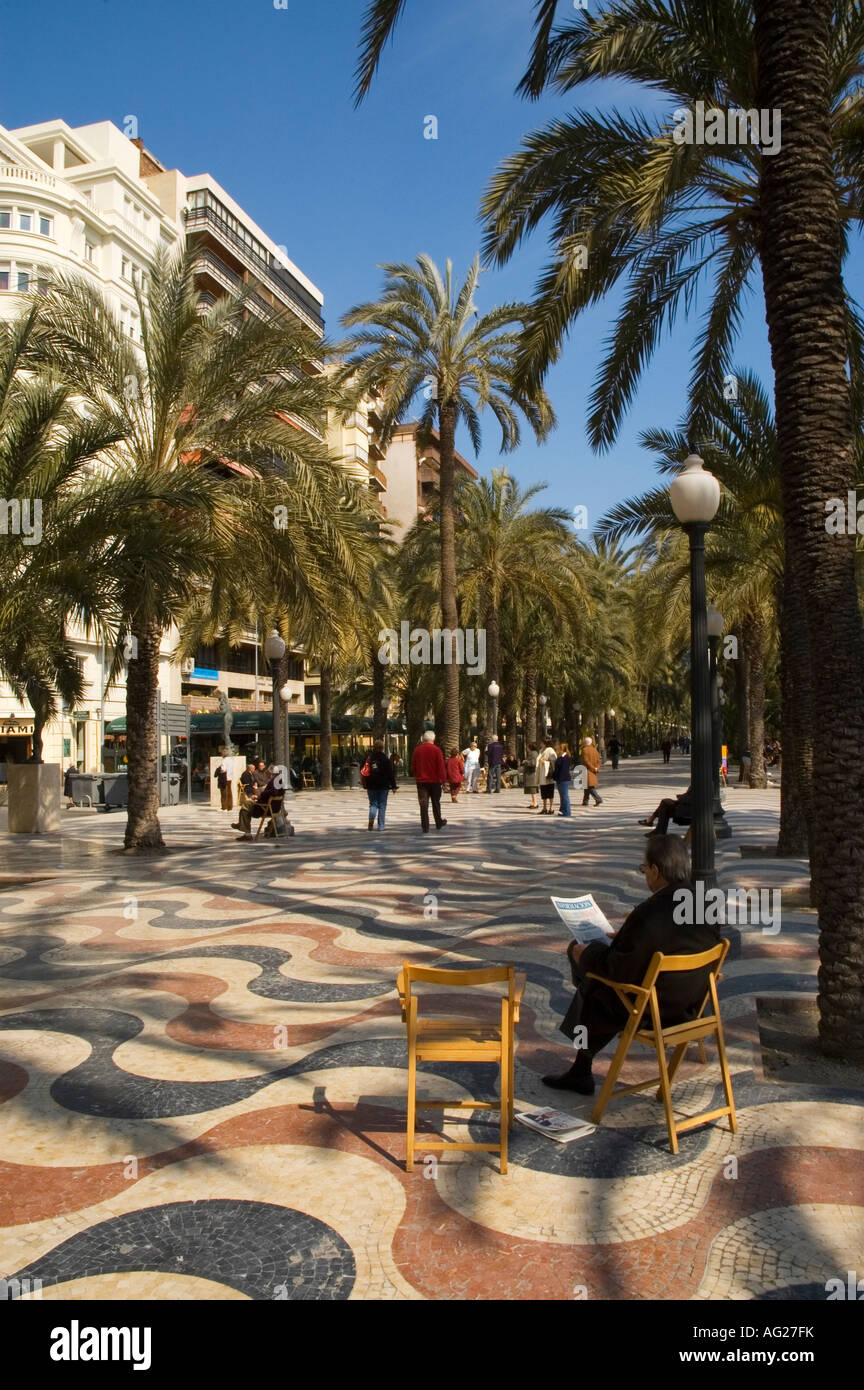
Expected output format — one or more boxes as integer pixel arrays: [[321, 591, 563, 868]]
[[0, 165, 57, 189], [184, 203, 324, 333]]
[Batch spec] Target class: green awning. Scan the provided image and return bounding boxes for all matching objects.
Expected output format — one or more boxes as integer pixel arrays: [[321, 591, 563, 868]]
[[105, 711, 406, 736]]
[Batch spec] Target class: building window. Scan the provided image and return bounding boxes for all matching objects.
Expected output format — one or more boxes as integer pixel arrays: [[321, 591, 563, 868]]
[[84, 241, 96, 264], [36, 270, 50, 295], [121, 257, 130, 280], [131, 265, 139, 286], [17, 270, 30, 291], [18, 211, 32, 232], [0, 210, 10, 229], [0, 267, 9, 291], [39, 215, 52, 237]]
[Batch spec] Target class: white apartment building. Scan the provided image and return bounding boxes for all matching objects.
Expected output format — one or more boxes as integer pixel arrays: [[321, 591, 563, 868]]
[[0, 118, 327, 772]]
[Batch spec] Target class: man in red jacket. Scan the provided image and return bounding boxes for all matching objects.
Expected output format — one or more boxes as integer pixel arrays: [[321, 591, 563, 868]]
[[410, 730, 448, 833]]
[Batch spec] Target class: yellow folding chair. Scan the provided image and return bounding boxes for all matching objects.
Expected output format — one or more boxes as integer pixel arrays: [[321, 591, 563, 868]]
[[253, 795, 288, 841], [587, 939, 737, 1154], [396, 963, 525, 1174]]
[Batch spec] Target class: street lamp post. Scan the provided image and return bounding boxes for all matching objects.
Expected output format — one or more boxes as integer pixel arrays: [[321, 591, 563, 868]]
[[538, 693, 548, 743], [488, 680, 500, 738], [707, 604, 732, 840], [670, 455, 721, 888], [381, 698, 390, 754], [264, 630, 286, 773]]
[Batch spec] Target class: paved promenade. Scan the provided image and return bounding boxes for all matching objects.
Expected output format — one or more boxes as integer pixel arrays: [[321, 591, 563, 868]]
[[0, 755, 860, 1301]]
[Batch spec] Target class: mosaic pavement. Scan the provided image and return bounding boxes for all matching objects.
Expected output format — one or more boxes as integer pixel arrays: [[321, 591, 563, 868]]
[[0, 757, 861, 1301]]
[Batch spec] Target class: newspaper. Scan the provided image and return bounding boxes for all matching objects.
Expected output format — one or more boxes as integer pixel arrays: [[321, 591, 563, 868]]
[[515, 1108, 596, 1143], [551, 893, 615, 946]]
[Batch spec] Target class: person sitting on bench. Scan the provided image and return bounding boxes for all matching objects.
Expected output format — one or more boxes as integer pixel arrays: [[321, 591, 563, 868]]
[[235, 765, 284, 840], [638, 785, 691, 836]]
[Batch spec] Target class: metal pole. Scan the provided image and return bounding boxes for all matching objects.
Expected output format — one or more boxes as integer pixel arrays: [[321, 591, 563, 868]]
[[254, 623, 259, 708], [99, 638, 106, 773], [686, 524, 715, 888], [271, 660, 282, 769], [709, 635, 732, 839]]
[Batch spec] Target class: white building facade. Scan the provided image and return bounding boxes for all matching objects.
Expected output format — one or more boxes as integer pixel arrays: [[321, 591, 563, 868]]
[[0, 118, 325, 772]]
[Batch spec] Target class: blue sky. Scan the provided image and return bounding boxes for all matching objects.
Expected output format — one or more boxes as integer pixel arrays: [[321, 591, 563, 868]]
[[4, 0, 851, 529]]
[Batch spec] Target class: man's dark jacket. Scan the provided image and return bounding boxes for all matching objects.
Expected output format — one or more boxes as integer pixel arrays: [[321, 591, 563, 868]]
[[560, 882, 721, 1040]]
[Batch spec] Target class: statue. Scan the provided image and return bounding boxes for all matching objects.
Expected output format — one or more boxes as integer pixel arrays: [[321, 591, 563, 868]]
[[216, 691, 235, 754]]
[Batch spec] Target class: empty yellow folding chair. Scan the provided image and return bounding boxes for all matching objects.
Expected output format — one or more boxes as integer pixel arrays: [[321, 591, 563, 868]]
[[588, 939, 737, 1154], [396, 963, 525, 1174]]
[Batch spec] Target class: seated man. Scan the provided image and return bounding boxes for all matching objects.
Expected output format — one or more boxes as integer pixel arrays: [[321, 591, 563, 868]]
[[235, 766, 284, 840], [543, 835, 719, 1095], [639, 785, 692, 835]]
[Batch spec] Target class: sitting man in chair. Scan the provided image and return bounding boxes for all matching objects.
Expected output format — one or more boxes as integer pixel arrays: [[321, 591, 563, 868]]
[[543, 836, 719, 1094], [235, 765, 284, 841]]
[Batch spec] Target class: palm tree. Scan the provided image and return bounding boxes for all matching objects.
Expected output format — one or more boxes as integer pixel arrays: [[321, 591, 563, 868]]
[[0, 302, 126, 765], [753, 0, 864, 1055], [477, 0, 864, 439], [38, 251, 372, 850], [455, 469, 586, 730], [339, 255, 555, 751]]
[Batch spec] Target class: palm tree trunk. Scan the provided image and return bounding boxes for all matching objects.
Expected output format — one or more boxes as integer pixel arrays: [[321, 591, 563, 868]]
[[319, 663, 333, 790], [524, 667, 538, 747], [777, 562, 812, 857], [755, 0, 864, 1057], [733, 632, 750, 780], [437, 402, 461, 752], [371, 643, 386, 739], [124, 619, 164, 851], [742, 614, 767, 789], [503, 665, 518, 756]]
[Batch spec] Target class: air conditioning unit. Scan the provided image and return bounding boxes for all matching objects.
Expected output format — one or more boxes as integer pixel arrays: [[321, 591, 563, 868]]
[[181, 658, 195, 675]]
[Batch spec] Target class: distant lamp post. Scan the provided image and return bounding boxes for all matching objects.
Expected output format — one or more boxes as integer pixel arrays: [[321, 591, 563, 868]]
[[670, 454, 721, 887], [280, 681, 294, 788], [706, 604, 732, 840], [381, 698, 390, 754], [488, 680, 500, 736], [609, 708, 617, 736], [538, 693, 548, 740], [264, 630, 286, 773]]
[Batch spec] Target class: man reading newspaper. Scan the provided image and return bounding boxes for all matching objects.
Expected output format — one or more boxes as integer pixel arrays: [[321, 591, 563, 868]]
[[544, 836, 719, 1095]]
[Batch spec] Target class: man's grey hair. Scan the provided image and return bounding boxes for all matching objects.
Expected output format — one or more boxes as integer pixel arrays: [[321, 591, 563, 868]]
[[645, 834, 691, 885], [422, 730, 436, 742]]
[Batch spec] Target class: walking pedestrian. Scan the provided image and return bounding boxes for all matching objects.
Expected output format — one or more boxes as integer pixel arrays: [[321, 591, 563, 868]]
[[580, 736, 603, 807], [410, 730, 448, 833], [484, 733, 505, 794], [608, 736, 621, 770], [362, 738, 397, 830], [537, 741, 557, 814], [661, 738, 672, 765], [521, 742, 540, 809], [463, 741, 481, 793], [445, 748, 465, 802], [554, 741, 573, 816]]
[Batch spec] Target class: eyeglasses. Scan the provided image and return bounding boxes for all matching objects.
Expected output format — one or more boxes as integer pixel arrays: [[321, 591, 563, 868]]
[[638, 862, 649, 872]]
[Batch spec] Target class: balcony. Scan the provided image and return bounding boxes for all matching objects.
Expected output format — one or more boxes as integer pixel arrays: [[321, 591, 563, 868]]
[[184, 203, 323, 333], [0, 165, 58, 190]]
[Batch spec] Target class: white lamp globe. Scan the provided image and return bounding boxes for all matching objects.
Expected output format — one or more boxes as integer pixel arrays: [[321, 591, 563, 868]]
[[669, 454, 721, 525], [264, 630, 286, 663]]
